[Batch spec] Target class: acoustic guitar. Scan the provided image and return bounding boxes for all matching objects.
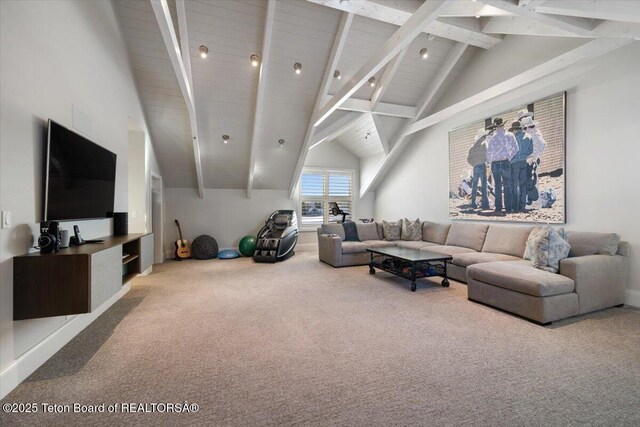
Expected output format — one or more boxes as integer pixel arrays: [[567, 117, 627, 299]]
[[174, 219, 192, 260]]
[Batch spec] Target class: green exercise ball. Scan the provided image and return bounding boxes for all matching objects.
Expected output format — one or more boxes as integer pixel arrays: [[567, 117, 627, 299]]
[[238, 235, 257, 257]]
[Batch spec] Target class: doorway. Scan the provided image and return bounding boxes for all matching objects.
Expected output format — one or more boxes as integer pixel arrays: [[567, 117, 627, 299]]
[[150, 172, 164, 264]]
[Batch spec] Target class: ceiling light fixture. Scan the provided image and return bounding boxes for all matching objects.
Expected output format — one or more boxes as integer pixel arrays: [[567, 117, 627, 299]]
[[294, 62, 302, 74], [250, 54, 259, 67], [368, 76, 375, 87], [420, 48, 429, 59], [222, 134, 230, 144], [365, 131, 371, 140], [475, 15, 480, 19], [278, 138, 285, 148], [333, 70, 341, 80], [199, 45, 209, 58]]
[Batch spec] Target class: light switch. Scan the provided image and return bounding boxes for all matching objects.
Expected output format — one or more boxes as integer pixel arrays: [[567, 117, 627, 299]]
[[1, 211, 11, 229]]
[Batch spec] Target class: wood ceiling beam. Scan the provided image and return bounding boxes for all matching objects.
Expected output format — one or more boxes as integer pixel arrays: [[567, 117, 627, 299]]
[[308, 112, 364, 150], [370, 47, 407, 110], [406, 38, 633, 138], [535, 0, 640, 24], [289, 12, 354, 198], [359, 42, 468, 198], [481, 16, 640, 39], [151, 0, 204, 198], [335, 98, 415, 119], [307, 0, 502, 49], [312, 0, 450, 129], [371, 114, 391, 155], [483, 0, 596, 36], [247, 0, 276, 199]]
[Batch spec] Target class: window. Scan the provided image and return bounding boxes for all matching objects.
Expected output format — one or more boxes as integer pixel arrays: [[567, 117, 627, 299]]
[[300, 169, 353, 228]]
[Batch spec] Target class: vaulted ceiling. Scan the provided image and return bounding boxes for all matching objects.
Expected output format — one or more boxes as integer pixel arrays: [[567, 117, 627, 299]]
[[114, 0, 640, 198]]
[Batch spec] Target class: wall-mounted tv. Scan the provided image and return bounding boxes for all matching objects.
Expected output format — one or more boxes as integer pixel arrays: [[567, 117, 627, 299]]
[[44, 119, 117, 221]]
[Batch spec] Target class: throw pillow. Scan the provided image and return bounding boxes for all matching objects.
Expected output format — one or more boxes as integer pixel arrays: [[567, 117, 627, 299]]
[[356, 222, 379, 241], [525, 226, 571, 273], [342, 221, 360, 242], [401, 218, 422, 241], [382, 220, 402, 241]]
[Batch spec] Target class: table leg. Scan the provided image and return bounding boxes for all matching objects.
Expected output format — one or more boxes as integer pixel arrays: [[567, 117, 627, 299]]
[[369, 252, 375, 274], [411, 261, 417, 292], [441, 261, 450, 287]]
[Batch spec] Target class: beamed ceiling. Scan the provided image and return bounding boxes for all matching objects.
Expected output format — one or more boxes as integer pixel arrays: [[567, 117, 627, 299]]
[[114, 0, 640, 198]]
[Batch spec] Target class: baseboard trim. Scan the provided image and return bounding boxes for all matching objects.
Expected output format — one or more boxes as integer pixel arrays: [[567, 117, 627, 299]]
[[0, 283, 131, 399], [625, 289, 640, 308]]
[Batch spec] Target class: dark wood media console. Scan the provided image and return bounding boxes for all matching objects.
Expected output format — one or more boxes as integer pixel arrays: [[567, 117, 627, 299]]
[[13, 233, 153, 320]]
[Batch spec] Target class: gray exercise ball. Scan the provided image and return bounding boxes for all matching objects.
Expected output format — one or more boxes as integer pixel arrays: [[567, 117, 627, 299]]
[[192, 235, 219, 260]]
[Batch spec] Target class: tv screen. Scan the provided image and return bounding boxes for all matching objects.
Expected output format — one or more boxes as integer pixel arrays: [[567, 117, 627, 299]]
[[44, 119, 117, 221]]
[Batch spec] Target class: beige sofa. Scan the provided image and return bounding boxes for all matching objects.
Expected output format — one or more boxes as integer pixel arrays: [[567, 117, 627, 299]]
[[317, 222, 629, 325]]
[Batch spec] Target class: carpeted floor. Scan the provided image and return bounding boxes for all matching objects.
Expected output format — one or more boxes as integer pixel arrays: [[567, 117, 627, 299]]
[[2, 251, 640, 426]]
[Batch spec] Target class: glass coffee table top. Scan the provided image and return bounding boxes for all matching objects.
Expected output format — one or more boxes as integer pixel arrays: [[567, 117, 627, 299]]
[[366, 246, 452, 262]]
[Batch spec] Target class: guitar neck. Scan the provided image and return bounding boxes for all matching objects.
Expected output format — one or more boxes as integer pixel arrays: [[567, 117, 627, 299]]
[[175, 220, 185, 244]]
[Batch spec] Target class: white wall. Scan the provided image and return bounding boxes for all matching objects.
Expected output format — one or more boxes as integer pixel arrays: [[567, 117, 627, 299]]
[[164, 188, 296, 255], [0, 0, 163, 396], [374, 39, 640, 304], [128, 129, 147, 233]]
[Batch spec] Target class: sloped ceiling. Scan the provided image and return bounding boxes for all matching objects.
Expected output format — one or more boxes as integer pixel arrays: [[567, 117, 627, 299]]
[[114, 0, 635, 193]]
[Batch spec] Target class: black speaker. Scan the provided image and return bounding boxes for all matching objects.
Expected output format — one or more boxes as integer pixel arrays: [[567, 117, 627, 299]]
[[39, 221, 60, 254], [114, 212, 128, 236]]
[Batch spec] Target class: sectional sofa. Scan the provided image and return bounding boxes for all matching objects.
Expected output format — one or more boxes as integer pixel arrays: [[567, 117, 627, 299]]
[[317, 221, 629, 325]]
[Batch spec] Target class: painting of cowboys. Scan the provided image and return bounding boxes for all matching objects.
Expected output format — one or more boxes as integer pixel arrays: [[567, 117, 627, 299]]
[[448, 92, 566, 223]]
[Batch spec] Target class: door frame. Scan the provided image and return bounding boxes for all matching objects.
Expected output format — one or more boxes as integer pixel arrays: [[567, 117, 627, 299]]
[[149, 171, 164, 263]]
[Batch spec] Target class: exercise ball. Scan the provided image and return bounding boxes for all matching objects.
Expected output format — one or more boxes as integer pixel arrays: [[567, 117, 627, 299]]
[[218, 249, 240, 259], [238, 235, 257, 257], [192, 235, 218, 260]]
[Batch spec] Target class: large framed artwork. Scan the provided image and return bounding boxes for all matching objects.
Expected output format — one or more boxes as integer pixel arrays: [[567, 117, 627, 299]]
[[448, 92, 566, 223]]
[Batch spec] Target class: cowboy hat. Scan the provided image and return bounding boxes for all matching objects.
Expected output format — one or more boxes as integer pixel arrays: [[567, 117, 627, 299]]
[[509, 121, 522, 132], [516, 109, 533, 120], [474, 128, 487, 142], [493, 117, 504, 127]]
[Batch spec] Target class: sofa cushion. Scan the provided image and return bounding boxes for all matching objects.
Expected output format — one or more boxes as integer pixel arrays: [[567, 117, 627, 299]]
[[342, 241, 369, 254], [422, 222, 450, 244], [482, 225, 533, 257], [362, 240, 396, 249], [382, 220, 402, 241], [525, 226, 571, 273], [452, 252, 521, 268], [566, 231, 620, 257], [402, 218, 422, 241], [343, 221, 359, 241], [321, 223, 345, 240], [467, 260, 574, 297], [421, 245, 476, 257], [396, 241, 436, 250], [356, 222, 379, 241], [445, 222, 489, 251]]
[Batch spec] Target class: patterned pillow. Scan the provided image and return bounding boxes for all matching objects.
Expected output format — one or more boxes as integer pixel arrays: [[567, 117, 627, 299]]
[[525, 226, 571, 273], [402, 218, 421, 241], [382, 220, 402, 241]]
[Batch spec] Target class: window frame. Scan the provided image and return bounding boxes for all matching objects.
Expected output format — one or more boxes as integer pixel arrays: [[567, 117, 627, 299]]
[[298, 168, 356, 231]]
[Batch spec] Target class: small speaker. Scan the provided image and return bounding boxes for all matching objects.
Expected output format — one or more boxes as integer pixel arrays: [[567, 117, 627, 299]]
[[113, 212, 128, 236], [39, 221, 59, 254], [59, 229, 70, 248]]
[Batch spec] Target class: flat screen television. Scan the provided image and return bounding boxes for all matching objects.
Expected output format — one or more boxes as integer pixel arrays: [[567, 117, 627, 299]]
[[44, 119, 117, 221]]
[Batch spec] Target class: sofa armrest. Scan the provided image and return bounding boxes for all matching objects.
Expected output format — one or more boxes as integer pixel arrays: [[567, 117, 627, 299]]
[[317, 233, 343, 267], [559, 254, 629, 314]]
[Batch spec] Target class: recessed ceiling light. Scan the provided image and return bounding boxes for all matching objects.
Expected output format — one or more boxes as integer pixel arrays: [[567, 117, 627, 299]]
[[250, 54, 259, 67], [278, 138, 285, 148], [199, 45, 209, 58], [420, 48, 428, 59], [333, 70, 341, 80], [368, 76, 375, 87], [294, 62, 302, 74], [222, 134, 230, 144]]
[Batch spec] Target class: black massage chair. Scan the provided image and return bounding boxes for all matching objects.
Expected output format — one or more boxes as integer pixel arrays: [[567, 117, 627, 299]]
[[253, 210, 298, 263]]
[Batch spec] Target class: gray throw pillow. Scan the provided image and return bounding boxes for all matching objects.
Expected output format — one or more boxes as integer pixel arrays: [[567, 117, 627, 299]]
[[525, 226, 571, 273], [401, 218, 421, 241], [356, 222, 380, 241], [382, 220, 402, 241]]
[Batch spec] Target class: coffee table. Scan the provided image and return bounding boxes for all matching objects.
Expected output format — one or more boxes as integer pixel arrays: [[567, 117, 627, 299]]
[[367, 247, 453, 292]]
